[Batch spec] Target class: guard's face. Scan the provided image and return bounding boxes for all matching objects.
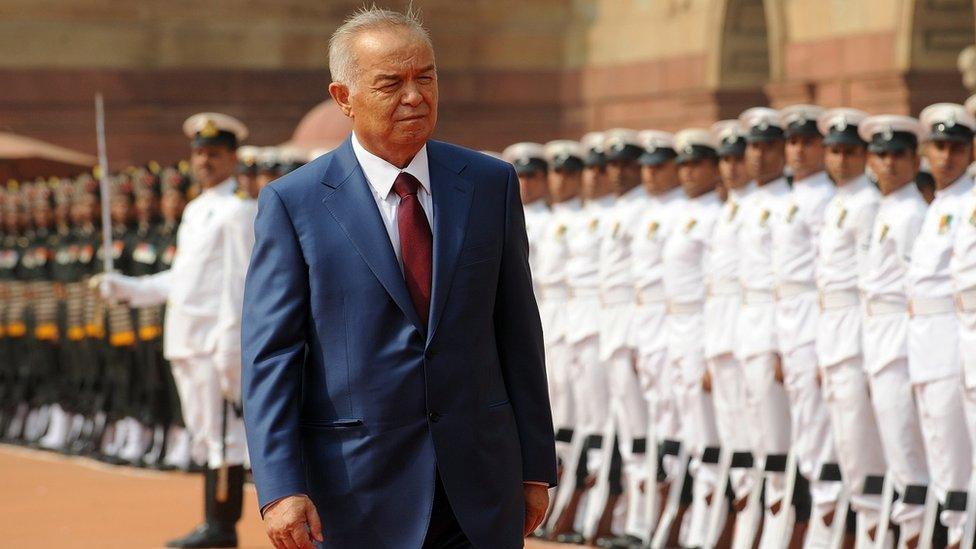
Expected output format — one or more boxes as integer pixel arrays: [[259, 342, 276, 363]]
[[824, 143, 867, 185], [925, 140, 972, 188], [745, 140, 785, 184], [517, 171, 548, 204], [606, 159, 641, 195], [868, 149, 919, 195], [135, 193, 158, 223], [161, 190, 186, 222], [718, 155, 749, 190], [110, 196, 132, 225], [332, 28, 437, 162], [190, 144, 238, 187], [785, 134, 825, 180], [677, 158, 719, 198], [581, 166, 604, 200], [32, 206, 52, 229], [548, 168, 581, 203], [641, 161, 679, 196]]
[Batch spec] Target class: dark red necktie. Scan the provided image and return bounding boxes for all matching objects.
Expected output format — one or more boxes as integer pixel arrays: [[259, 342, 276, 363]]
[[393, 172, 433, 328]]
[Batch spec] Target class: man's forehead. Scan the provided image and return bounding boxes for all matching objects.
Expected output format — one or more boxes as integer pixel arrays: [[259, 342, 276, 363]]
[[355, 29, 434, 66]]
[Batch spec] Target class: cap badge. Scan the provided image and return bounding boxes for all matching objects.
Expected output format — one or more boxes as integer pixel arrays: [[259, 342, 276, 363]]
[[881, 125, 894, 142], [200, 119, 219, 138], [757, 119, 770, 131]]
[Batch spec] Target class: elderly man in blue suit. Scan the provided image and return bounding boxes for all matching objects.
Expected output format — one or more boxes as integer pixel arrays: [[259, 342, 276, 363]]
[[241, 7, 557, 549]]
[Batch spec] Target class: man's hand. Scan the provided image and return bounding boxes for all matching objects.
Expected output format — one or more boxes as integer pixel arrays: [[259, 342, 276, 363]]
[[523, 483, 549, 537], [263, 495, 324, 549], [773, 353, 785, 384], [701, 370, 712, 393]]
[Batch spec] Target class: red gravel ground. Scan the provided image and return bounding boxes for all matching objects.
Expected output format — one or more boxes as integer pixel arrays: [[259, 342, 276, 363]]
[[1, 445, 559, 548]]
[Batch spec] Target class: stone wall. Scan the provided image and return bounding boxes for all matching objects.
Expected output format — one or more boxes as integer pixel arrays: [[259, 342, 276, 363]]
[[0, 0, 973, 166]]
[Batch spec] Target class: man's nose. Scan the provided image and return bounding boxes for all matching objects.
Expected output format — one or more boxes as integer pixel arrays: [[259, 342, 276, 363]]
[[401, 84, 423, 107]]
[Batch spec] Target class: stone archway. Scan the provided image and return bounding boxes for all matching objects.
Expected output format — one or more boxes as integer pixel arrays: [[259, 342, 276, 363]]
[[705, 0, 775, 117], [898, 0, 974, 110]]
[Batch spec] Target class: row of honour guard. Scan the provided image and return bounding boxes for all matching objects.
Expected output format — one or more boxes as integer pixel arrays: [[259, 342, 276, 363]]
[[0, 112, 317, 548], [506, 96, 976, 549], [4, 96, 976, 549]]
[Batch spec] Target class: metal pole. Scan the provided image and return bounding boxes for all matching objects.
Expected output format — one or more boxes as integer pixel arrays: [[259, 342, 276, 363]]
[[95, 93, 113, 274]]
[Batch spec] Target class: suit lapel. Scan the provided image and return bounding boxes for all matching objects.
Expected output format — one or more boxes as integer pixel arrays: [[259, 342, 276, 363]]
[[426, 142, 474, 344], [320, 138, 425, 334]]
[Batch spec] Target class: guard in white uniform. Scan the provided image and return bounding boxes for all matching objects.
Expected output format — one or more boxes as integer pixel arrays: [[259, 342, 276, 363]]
[[735, 107, 801, 545], [547, 132, 615, 544], [663, 128, 724, 547], [707, 121, 759, 513], [502, 142, 550, 294], [536, 140, 584, 480], [99, 113, 257, 548], [584, 128, 652, 545], [955, 96, 976, 502], [908, 103, 975, 545], [814, 108, 888, 546], [860, 115, 932, 548], [769, 105, 840, 545], [629, 131, 688, 545]]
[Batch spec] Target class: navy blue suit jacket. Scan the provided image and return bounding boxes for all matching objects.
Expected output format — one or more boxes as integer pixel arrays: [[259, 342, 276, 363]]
[[241, 137, 557, 548]]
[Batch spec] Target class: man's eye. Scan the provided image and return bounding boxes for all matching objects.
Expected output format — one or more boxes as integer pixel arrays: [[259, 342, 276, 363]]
[[417, 76, 433, 84]]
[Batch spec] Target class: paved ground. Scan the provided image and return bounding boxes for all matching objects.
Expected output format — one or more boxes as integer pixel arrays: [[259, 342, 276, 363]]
[[0, 444, 559, 548]]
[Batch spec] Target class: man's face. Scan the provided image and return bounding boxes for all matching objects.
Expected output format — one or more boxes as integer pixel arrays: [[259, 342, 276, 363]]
[[785, 134, 825, 180], [135, 194, 158, 223], [238, 173, 259, 199], [868, 149, 919, 196], [518, 171, 548, 205], [32, 206, 52, 229], [330, 28, 437, 165], [606, 159, 641, 195], [581, 166, 605, 200], [745, 140, 786, 184], [161, 190, 186, 222], [548, 168, 581, 203], [718, 155, 749, 191], [110, 196, 132, 225], [824, 143, 867, 185], [924, 140, 973, 188], [677, 158, 719, 199], [641, 161, 679, 195], [190, 144, 238, 187]]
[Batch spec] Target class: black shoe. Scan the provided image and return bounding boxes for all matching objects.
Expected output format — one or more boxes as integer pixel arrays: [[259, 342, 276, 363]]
[[164, 523, 237, 548], [601, 534, 644, 548], [555, 531, 586, 544]]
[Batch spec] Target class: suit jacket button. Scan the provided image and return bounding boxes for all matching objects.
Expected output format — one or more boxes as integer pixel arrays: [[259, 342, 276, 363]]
[[428, 411, 441, 423]]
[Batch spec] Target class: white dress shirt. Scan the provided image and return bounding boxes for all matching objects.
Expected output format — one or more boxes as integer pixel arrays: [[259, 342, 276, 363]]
[[861, 183, 927, 376], [907, 174, 973, 384], [351, 133, 433, 271], [815, 175, 880, 368], [953, 185, 976, 388]]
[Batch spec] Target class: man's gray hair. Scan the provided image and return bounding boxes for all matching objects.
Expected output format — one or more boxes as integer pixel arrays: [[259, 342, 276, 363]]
[[328, 5, 432, 88]]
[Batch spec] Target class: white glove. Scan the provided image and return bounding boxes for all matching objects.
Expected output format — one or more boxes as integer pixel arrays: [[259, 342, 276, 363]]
[[92, 272, 139, 301], [215, 353, 242, 404]]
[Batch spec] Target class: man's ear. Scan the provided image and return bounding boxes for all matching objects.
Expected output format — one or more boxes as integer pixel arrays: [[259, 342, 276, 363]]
[[329, 82, 354, 118]]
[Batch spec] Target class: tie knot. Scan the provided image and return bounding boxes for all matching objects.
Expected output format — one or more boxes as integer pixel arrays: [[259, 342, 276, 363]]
[[393, 172, 421, 199]]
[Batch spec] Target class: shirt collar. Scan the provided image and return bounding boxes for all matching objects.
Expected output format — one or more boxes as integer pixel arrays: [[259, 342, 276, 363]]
[[351, 132, 430, 200], [836, 174, 871, 196], [935, 173, 974, 200], [729, 181, 757, 201], [204, 177, 237, 196], [887, 181, 922, 202]]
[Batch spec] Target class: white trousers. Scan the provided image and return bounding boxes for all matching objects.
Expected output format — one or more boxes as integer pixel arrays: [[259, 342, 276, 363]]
[[915, 375, 972, 544], [170, 356, 248, 469], [546, 337, 575, 464], [741, 352, 792, 505], [782, 343, 839, 511], [868, 359, 929, 538], [821, 356, 886, 518], [708, 353, 753, 499]]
